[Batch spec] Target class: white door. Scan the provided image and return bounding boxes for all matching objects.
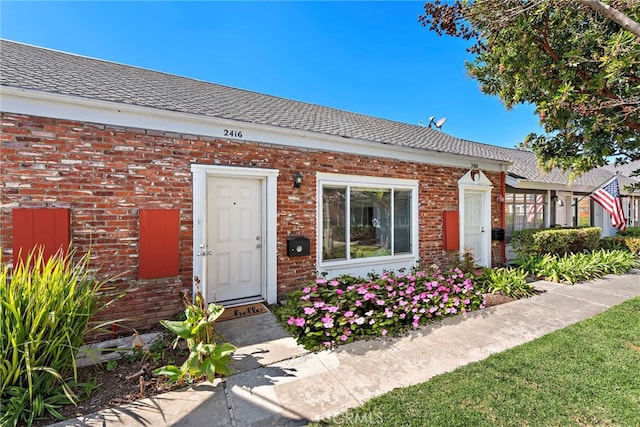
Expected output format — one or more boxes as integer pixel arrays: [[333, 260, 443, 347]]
[[556, 198, 567, 226], [464, 191, 486, 265], [206, 176, 263, 302]]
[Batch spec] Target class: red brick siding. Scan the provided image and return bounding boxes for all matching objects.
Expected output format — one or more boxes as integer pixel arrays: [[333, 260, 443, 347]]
[[1, 112, 504, 335]]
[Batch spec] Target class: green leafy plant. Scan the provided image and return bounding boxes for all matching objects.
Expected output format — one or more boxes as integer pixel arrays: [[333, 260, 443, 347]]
[[624, 238, 640, 257], [515, 250, 638, 285], [153, 285, 236, 385], [599, 233, 640, 257], [480, 267, 535, 299], [0, 248, 110, 426], [511, 227, 601, 257], [619, 226, 640, 238], [599, 236, 629, 252]]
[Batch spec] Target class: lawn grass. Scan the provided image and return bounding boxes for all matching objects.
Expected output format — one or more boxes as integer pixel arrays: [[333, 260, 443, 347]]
[[315, 297, 640, 426]]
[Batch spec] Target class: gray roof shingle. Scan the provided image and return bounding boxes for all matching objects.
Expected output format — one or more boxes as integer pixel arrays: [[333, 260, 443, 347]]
[[0, 39, 510, 162], [1, 39, 637, 192]]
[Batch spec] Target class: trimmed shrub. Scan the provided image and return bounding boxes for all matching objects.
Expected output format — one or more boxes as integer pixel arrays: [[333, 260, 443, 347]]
[[0, 249, 108, 426], [625, 238, 640, 256], [599, 236, 629, 251], [600, 235, 640, 257], [511, 227, 601, 256], [619, 226, 640, 238]]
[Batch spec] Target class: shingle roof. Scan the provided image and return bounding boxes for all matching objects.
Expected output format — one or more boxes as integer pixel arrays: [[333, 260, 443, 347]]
[[493, 145, 639, 191], [603, 161, 640, 178], [1, 39, 637, 192], [0, 39, 512, 163]]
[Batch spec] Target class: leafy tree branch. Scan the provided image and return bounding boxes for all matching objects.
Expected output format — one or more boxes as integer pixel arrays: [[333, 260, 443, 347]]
[[419, 0, 640, 186]]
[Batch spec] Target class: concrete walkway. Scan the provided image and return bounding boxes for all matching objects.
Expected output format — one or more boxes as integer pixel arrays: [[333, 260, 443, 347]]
[[52, 270, 640, 426]]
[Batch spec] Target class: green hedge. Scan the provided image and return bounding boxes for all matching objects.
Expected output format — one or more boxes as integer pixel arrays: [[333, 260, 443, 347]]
[[511, 227, 601, 256], [619, 226, 640, 238], [599, 233, 640, 257]]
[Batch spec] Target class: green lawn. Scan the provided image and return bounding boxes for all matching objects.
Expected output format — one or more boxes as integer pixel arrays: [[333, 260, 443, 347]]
[[315, 297, 640, 426]]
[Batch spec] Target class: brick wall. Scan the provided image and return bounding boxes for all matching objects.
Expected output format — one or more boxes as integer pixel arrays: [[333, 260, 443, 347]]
[[1, 112, 504, 336]]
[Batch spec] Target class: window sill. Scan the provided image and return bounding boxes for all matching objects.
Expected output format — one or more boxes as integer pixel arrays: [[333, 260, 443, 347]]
[[319, 253, 417, 271]]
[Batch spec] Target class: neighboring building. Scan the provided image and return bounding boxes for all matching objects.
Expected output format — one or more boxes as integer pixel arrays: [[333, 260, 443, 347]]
[[0, 40, 510, 331], [492, 148, 640, 260]]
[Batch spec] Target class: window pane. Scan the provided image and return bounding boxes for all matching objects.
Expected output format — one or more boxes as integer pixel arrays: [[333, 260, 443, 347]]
[[322, 187, 346, 260], [505, 193, 515, 239], [505, 192, 547, 242], [394, 190, 411, 254], [578, 197, 590, 227], [513, 193, 526, 232], [526, 194, 545, 228], [350, 188, 391, 258]]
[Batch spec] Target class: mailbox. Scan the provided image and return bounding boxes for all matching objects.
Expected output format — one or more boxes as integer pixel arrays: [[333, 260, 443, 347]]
[[491, 228, 505, 241], [287, 236, 310, 257]]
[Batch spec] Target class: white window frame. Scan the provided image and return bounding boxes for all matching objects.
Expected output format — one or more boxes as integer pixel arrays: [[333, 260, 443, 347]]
[[316, 172, 419, 277]]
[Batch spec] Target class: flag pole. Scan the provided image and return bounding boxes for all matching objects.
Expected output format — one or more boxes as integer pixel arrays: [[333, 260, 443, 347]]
[[571, 172, 621, 207]]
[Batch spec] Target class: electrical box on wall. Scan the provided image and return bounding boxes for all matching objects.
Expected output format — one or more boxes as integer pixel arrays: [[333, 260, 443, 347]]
[[287, 236, 310, 257], [491, 228, 505, 241]]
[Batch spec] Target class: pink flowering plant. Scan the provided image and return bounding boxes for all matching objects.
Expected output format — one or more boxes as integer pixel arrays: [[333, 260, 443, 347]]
[[277, 267, 485, 350]]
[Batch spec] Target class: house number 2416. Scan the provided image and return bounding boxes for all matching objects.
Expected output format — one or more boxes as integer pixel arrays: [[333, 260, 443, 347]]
[[223, 129, 243, 138]]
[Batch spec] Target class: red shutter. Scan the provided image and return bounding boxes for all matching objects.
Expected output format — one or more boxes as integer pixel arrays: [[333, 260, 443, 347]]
[[12, 208, 71, 268], [139, 209, 180, 279], [442, 210, 459, 251]]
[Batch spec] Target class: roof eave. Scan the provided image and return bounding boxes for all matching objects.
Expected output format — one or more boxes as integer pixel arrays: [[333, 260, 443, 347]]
[[1, 85, 511, 171]]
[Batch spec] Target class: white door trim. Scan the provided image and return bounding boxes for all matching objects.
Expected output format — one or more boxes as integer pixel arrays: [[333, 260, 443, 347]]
[[191, 164, 279, 305], [458, 170, 493, 267]]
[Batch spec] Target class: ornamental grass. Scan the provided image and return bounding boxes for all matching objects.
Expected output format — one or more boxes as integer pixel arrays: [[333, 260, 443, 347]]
[[0, 249, 110, 426]]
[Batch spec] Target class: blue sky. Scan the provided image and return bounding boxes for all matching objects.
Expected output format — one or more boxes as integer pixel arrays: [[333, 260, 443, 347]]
[[1, 1, 544, 148]]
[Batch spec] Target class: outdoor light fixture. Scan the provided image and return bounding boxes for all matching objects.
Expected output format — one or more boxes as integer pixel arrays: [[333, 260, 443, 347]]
[[293, 173, 303, 188]]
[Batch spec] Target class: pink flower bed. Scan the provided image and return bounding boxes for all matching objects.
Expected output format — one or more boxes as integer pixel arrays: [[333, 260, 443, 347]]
[[279, 268, 485, 350]]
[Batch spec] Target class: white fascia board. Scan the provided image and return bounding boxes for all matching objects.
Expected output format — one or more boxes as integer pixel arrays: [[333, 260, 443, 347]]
[[1, 86, 508, 172], [506, 175, 594, 193]]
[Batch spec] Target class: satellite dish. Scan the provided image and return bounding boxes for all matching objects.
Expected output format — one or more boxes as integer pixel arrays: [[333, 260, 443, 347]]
[[423, 116, 447, 130]]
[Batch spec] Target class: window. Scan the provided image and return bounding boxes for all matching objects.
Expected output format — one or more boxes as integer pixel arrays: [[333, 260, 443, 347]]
[[576, 196, 591, 227], [320, 175, 416, 263], [631, 198, 640, 225], [504, 192, 546, 241]]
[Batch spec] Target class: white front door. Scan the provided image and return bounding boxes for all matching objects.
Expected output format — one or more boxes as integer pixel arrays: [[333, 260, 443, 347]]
[[206, 176, 263, 303], [464, 190, 486, 265]]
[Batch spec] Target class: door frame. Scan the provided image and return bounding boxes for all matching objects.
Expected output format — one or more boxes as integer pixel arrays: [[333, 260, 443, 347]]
[[458, 170, 493, 267], [191, 164, 279, 305]]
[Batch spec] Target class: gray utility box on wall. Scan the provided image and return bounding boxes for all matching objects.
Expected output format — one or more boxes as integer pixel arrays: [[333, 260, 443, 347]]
[[287, 236, 310, 257]]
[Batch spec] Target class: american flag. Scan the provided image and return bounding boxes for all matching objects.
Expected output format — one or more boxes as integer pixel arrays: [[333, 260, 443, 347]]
[[590, 177, 626, 231]]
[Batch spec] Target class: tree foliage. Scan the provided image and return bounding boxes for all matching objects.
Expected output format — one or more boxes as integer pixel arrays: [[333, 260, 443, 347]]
[[419, 0, 640, 181]]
